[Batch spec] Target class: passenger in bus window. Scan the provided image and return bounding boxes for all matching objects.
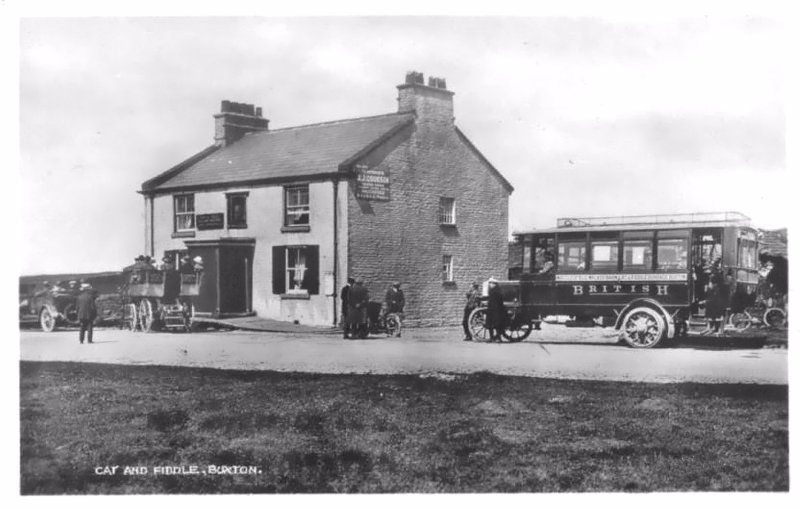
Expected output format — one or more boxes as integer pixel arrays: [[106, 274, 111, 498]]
[[537, 253, 555, 275]]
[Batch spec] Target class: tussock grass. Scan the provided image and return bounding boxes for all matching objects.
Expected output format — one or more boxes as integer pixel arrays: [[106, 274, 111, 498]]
[[20, 362, 788, 494]]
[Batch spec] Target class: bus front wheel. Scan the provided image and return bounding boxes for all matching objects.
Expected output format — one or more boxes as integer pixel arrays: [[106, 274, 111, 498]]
[[619, 307, 666, 348]]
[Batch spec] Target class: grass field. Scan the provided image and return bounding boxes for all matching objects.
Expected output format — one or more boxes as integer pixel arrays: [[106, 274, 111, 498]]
[[20, 361, 788, 494]]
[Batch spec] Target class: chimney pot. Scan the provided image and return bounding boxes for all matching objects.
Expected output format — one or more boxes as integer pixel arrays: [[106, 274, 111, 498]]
[[214, 100, 270, 146], [406, 71, 424, 85]]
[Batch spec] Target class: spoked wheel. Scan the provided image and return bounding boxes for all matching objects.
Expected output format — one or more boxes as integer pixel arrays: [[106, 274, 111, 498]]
[[764, 307, 787, 328], [502, 321, 534, 342], [39, 307, 56, 332], [728, 311, 752, 330], [385, 313, 402, 337], [124, 303, 138, 331], [619, 307, 666, 348], [139, 299, 154, 332], [468, 308, 493, 342]]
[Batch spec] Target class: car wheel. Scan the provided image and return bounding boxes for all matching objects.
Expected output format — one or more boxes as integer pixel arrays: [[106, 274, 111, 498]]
[[39, 307, 56, 332]]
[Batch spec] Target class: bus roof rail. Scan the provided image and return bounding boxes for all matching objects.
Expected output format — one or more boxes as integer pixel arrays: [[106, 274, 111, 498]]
[[555, 211, 751, 228]]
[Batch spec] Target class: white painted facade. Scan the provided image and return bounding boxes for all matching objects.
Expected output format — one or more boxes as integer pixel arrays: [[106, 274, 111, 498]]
[[144, 180, 346, 326]]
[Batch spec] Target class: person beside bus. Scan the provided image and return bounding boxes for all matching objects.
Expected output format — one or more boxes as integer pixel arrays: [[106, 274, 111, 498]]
[[485, 277, 507, 342], [704, 271, 728, 334]]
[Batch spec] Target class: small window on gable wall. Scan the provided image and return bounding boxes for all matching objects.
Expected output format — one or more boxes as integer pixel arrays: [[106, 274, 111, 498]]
[[442, 255, 454, 282], [439, 197, 456, 225]]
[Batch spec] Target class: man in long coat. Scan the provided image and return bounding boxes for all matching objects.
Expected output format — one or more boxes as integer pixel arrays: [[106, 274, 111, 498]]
[[76, 283, 97, 344], [346, 279, 369, 339], [340, 277, 354, 338], [485, 278, 507, 342], [462, 282, 481, 341]]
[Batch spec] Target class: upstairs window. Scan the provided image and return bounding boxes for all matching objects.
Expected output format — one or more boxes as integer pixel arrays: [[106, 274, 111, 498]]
[[226, 192, 248, 229], [439, 197, 456, 225], [284, 185, 310, 228], [174, 194, 195, 232]]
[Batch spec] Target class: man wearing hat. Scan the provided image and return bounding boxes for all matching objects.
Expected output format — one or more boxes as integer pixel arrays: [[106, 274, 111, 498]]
[[346, 279, 369, 339], [462, 281, 482, 341], [340, 277, 355, 338], [76, 283, 97, 344], [385, 282, 405, 314], [485, 277, 507, 342]]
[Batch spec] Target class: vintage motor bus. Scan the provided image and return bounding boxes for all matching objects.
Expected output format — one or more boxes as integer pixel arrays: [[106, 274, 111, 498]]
[[470, 212, 761, 348]]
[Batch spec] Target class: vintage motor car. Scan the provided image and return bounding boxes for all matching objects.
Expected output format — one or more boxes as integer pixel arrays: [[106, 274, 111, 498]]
[[21, 283, 81, 332]]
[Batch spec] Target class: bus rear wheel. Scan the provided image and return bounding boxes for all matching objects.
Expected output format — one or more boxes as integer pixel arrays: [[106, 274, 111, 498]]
[[619, 307, 666, 348]]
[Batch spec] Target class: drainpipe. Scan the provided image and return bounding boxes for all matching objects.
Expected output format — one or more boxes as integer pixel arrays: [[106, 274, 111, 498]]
[[332, 179, 339, 326], [145, 194, 155, 258]]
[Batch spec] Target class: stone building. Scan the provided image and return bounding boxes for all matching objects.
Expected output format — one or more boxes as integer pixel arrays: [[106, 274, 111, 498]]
[[140, 72, 513, 326]]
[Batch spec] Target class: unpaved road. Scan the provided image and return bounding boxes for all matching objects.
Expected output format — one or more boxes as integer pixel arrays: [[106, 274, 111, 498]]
[[19, 324, 787, 384]]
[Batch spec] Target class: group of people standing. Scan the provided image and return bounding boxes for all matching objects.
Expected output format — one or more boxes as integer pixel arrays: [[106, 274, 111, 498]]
[[340, 276, 505, 342], [340, 279, 405, 339]]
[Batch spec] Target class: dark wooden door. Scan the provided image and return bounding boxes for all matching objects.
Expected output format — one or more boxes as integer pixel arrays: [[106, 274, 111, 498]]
[[219, 245, 253, 314]]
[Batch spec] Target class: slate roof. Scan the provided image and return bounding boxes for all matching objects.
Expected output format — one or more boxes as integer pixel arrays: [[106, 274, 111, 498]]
[[142, 112, 415, 193]]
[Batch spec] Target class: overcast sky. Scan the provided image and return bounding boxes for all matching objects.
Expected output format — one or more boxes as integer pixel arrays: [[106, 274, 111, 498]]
[[15, 15, 787, 275]]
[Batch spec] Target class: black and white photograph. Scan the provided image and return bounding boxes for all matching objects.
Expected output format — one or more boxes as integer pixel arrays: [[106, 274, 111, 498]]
[[7, 0, 794, 499]]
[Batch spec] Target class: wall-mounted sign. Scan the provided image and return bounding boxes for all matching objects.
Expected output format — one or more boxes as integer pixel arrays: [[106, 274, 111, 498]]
[[355, 164, 390, 201], [197, 213, 225, 230]]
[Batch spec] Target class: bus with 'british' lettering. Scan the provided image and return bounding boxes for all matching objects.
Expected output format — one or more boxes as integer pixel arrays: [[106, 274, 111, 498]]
[[468, 212, 761, 348]]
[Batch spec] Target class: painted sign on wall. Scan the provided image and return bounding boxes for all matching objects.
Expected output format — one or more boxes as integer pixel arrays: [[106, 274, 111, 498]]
[[196, 213, 225, 230], [355, 164, 390, 201]]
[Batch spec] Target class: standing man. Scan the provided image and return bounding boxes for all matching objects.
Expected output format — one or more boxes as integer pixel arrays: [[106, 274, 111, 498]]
[[341, 277, 355, 339], [385, 282, 405, 337], [462, 281, 482, 341], [347, 279, 369, 339], [385, 282, 405, 313], [76, 283, 97, 344], [485, 277, 507, 342]]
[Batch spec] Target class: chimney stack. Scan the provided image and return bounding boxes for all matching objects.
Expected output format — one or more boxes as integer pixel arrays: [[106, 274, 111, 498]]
[[397, 71, 454, 124], [214, 100, 269, 147]]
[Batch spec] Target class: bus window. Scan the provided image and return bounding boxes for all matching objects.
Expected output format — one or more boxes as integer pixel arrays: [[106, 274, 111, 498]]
[[558, 241, 586, 271], [623, 240, 653, 270], [522, 243, 532, 273], [657, 238, 688, 270], [532, 236, 555, 272], [738, 239, 757, 269], [590, 239, 619, 271]]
